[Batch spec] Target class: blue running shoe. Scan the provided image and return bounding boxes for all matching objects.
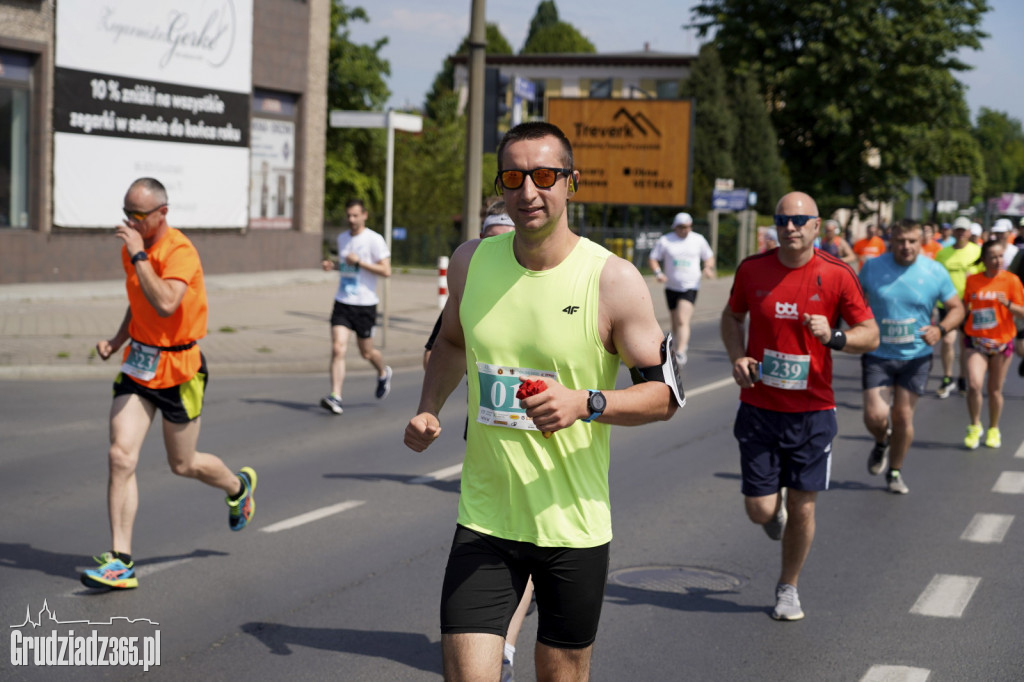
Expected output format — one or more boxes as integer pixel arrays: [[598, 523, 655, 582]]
[[81, 552, 138, 589], [227, 467, 257, 531]]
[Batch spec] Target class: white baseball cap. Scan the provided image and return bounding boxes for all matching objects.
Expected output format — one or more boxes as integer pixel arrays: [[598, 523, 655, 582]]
[[969, 222, 983, 236], [952, 216, 971, 230], [672, 212, 693, 227], [991, 218, 1013, 233]]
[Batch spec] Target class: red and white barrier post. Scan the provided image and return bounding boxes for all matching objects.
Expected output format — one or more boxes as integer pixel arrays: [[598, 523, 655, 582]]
[[438, 255, 449, 309]]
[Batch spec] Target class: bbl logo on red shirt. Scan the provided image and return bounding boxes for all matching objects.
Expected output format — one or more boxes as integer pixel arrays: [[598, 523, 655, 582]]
[[774, 302, 799, 320]]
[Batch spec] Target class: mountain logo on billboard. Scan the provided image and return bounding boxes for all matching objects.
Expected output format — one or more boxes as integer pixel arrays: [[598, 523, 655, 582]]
[[100, 0, 239, 69], [613, 108, 662, 137]]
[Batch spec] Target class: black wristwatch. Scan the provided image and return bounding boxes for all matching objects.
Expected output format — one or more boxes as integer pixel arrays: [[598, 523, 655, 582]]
[[582, 390, 606, 423], [131, 251, 149, 265]]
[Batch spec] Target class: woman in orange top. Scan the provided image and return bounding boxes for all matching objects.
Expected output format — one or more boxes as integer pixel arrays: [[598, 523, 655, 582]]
[[961, 240, 1024, 449]]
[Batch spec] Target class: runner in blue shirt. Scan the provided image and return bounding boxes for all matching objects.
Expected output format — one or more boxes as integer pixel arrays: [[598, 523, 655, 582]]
[[859, 219, 964, 493]]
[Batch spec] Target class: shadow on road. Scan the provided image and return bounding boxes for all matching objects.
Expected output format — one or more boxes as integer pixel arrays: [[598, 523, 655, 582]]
[[241, 621, 441, 674], [0, 543, 227, 582]]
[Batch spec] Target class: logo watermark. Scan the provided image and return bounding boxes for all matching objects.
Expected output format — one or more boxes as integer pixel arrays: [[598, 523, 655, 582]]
[[9, 600, 160, 672]]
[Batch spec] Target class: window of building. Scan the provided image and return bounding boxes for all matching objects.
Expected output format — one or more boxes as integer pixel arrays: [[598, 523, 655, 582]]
[[656, 80, 680, 99], [0, 49, 31, 229]]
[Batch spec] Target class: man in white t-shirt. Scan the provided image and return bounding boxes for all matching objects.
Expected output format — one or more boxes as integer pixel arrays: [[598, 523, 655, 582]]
[[319, 199, 392, 414], [648, 211, 715, 365], [991, 218, 1019, 270]]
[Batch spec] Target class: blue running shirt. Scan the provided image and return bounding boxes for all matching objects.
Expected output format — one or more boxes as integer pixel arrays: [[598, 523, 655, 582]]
[[859, 253, 957, 360]]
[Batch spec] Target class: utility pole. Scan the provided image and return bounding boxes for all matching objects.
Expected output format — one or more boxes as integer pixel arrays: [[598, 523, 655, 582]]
[[462, 0, 486, 242]]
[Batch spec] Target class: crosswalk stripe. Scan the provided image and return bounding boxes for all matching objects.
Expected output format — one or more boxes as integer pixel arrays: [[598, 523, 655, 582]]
[[910, 574, 980, 618], [961, 513, 1014, 544], [1015, 441, 1024, 459], [860, 665, 931, 682], [992, 471, 1024, 494], [259, 500, 366, 533]]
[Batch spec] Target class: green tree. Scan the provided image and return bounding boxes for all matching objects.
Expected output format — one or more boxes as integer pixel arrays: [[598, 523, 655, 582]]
[[521, 22, 596, 54], [523, 0, 560, 49], [324, 2, 391, 223], [425, 23, 514, 121], [689, 0, 990, 217], [729, 73, 788, 214], [679, 43, 737, 212], [973, 108, 1024, 194]]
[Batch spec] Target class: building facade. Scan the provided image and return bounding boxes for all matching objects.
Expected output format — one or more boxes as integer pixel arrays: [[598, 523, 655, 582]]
[[0, 0, 329, 284]]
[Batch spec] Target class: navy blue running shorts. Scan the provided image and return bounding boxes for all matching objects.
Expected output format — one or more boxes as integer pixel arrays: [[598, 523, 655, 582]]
[[733, 402, 836, 497], [440, 525, 610, 649], [330, 301, 376, 339], [112, 353, 208, 424], [861, 353, 933, 396], [665, 288, 698, 311]]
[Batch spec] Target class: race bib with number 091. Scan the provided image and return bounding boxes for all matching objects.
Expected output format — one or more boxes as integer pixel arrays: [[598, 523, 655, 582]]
[[476, 363, 558, 430], [881, 317, 916, 345]]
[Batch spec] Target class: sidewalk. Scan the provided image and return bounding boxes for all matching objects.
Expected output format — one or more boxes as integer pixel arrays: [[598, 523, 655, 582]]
[[0, 268, 734, 381]]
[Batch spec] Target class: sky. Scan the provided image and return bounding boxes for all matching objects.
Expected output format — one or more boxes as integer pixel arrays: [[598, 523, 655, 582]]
[[346, 0, 1024, 124]]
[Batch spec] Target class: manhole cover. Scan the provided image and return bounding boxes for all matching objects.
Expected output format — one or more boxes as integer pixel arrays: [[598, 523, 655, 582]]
[[608, 565, 748, 594]]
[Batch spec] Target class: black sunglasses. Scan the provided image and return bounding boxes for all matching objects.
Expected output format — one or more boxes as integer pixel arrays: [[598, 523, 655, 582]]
[[496, 167, 573, 191], [773, 214, 818, 228], [123, 204, 167, 222]]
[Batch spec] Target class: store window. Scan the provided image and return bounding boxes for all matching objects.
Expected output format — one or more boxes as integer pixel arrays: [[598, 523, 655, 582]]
[[249, 89, 298, 230], [0, 49, 31, 229]]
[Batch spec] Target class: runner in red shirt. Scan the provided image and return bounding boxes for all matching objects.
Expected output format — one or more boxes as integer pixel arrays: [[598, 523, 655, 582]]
[[722, 191, 879, 621]]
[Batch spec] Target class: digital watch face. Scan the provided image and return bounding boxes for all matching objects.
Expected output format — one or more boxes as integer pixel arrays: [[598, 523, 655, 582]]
[[590, 392, 607, 413]]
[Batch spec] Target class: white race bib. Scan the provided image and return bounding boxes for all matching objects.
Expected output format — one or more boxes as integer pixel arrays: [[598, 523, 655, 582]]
[[475, 363, 558, 430], [121, 340, 161, 381], [971, 307, 997, 331], [761, 348, 810, 390], [881, 317, 917, 345]]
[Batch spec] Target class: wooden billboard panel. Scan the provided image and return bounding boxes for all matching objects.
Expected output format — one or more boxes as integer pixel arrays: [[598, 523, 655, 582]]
[[547, 98, 693, 207]]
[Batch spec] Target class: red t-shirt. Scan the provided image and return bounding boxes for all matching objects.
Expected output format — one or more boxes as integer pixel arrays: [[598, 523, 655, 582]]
[[728, 249, 874, 412]]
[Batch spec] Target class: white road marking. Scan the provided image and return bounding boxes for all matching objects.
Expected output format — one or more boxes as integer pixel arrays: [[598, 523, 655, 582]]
[[259, 500, 366, 533], [685, 376, 736, 398], [910, 574, 980, 618], [992, 471, 1024, 494], [961, 513, 1014, 544], [1014, 440, 1024, 459], [860, 665, 931, 682], [409, 463, 463, 485]]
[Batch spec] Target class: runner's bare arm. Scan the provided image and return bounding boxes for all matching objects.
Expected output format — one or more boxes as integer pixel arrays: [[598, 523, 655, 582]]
[[404, 240, 479, 451], [721, 306, 759, 388], [596, 255, 677, 425], [97, 307, 133, 360]]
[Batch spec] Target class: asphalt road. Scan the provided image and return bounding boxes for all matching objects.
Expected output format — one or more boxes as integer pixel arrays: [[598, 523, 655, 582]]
[[2, 317, 1023, 681]]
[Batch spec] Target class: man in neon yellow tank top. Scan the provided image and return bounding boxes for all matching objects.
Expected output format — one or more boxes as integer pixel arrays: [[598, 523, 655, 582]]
[[405, 122, 680, 681]]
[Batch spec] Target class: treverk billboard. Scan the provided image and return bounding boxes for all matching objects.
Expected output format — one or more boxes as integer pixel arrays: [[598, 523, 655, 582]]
[[547, 98, 693, 207]]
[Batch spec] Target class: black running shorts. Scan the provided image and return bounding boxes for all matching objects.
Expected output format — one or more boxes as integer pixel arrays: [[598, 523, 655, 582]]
[[112, 354, 209, 424], [664, 288, 698, 311], [330, 301, 377, 339], [440, 525, 610, 649]]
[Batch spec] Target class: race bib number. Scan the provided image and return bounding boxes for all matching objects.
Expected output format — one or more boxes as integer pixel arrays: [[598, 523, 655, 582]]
[[475, 363, 557, 430], [121, 340, 160, 381], [971, 307, 997, 330], [673, 258, 695, 270], [761, 348, 810, 390], [881, 317, 916, 345], [340, 262, 359, 296]]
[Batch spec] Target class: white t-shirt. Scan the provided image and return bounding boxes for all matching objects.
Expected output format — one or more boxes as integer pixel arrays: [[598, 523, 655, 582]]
[[334, 228, 390, 306], [650, 231, 714, 292], [1002, 242, 1019, 271]]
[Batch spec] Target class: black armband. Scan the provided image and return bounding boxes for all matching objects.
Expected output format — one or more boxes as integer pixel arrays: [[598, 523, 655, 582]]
[[825, 328, 847, 350]]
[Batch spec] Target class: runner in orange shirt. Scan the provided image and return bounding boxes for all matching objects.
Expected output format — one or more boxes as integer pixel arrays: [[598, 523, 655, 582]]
[[853, 224, 886, 270], [961, 240, 1024, 449], [920, 223, 942, 260], [82, 178, 257, 591]]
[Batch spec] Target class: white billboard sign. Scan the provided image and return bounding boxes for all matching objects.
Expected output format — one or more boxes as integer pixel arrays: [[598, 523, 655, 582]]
[[53, 0, 253, 228]]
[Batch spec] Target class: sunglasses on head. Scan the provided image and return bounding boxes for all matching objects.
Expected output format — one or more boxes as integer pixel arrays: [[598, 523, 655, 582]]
[[496, 167, 573, 192], [123, 204, 166, 222], [773, 214, 817, 228]]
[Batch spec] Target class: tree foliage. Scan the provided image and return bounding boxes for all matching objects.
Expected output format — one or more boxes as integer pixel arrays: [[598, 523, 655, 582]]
[[425, 23, 514, 121], [521, 22, 596, 54], [689, 0, 991, 217], [729, 73, 788, 214], [523, 0, 560, 49], [679, 44, 737, 212], [972, 108, 1024, 194], [324, 2, 391, 223]]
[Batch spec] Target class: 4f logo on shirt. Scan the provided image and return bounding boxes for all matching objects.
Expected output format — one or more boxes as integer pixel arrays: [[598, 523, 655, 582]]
[[562, 305, 580, 315], [775, 302, 799, 319]]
